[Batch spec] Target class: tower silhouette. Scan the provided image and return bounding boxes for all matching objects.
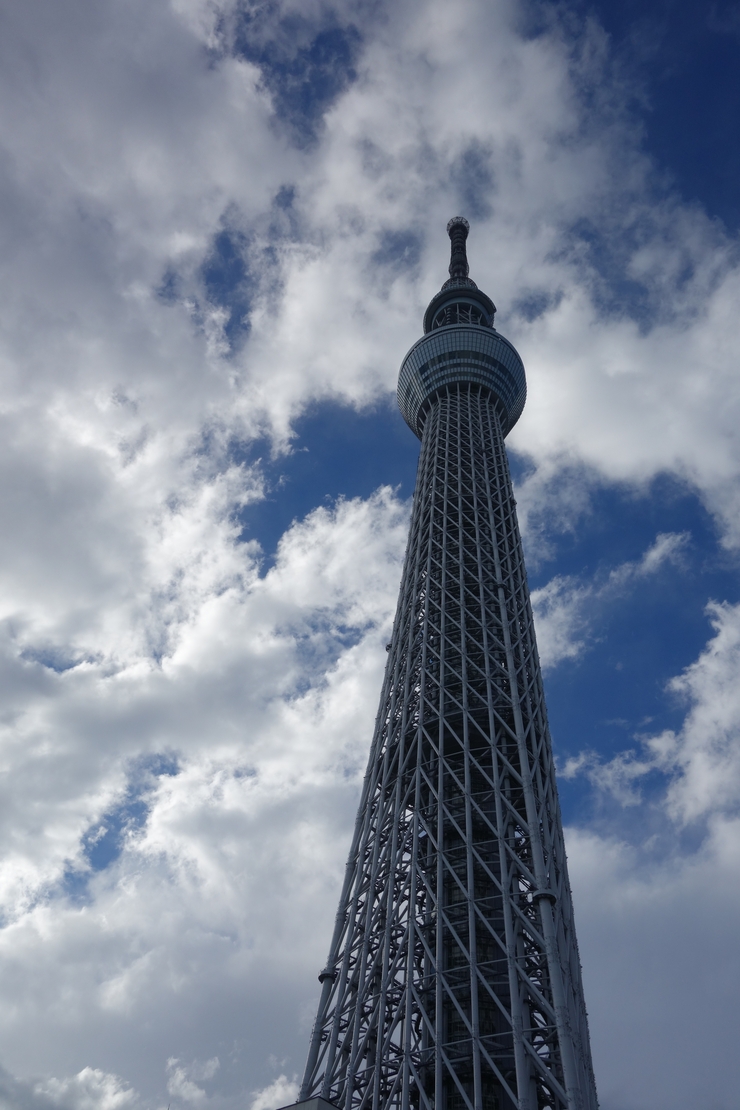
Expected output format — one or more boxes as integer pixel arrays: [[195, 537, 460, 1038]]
[[296, 219, 598, 1110]]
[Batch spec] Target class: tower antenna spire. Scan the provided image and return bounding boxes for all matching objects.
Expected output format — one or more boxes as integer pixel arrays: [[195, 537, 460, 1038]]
[[447, 215, 470, 279]]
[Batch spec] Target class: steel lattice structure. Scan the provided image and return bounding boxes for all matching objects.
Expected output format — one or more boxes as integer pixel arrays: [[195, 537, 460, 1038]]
[[297, 219, 598, 1110]]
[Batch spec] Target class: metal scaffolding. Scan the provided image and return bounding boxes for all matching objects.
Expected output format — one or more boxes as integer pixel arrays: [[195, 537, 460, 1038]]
[[298, 220, 598, 1110]]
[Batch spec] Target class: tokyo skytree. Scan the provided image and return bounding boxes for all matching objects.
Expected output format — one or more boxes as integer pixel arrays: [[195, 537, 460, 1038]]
[[292, 219, 599, 1110]]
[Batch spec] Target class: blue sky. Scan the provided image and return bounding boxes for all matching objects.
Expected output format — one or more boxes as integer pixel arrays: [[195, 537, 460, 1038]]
[[0, 3, 739, 1110]]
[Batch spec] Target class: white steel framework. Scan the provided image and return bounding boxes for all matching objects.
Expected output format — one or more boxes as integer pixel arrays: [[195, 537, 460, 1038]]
[[298, 220, 598, 1110]]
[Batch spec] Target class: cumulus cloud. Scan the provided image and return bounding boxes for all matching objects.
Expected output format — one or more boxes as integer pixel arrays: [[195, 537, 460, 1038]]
[[0, 1065, 141, 1110], [37, 1069, 140, 1110], [655, 600, 740, 821], [564, 598, 740, 820], [249, 1075, 298, 1110], [567, 814, 740, 1110], [532, 531, 689, 668], [166, 1058, 219, 1105], [0, 488, 407, 1102], [556, 596, 740, 1110]]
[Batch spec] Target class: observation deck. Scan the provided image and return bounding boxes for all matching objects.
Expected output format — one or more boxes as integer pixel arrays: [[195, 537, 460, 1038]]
[[397, 217, 526, 439]]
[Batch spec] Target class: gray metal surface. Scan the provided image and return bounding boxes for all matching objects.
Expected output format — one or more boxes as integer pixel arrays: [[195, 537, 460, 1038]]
[[299, 222, 598, 1110]]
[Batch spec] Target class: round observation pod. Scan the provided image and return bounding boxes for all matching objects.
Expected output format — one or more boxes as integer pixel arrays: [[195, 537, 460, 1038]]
[[397, 327, 526, 440], [397, 218, 526, 439]]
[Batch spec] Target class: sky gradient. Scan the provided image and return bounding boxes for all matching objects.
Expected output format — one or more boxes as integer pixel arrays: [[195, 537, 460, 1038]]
[[0, 3, 739, 1110]]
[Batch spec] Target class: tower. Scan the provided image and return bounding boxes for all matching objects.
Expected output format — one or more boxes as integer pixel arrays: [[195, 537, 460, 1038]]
[[296, 219, 598, 1110]]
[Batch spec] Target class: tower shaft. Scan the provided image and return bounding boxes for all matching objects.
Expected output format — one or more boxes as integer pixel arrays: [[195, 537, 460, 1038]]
[[298, 221, 598, 1110]]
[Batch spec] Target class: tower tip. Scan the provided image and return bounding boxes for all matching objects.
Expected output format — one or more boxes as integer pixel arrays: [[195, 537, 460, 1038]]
[[446, 216, 470, 236]]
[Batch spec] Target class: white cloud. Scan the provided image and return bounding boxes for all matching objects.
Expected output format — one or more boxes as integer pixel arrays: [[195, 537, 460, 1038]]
[[654, 600, 740, 821], [531, 573, 592, 668], [0, 488, 408, 1101], [567, 814, 740, 1110], [558, 598, 740, 1107], [249, 1075, 298, 1110], [166, 1058, 219, 1105], [37, 1068, 139, 1110], [562, 597, 740, 823], [531, 531, 689, 669], [561, 748, 655, 807]]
